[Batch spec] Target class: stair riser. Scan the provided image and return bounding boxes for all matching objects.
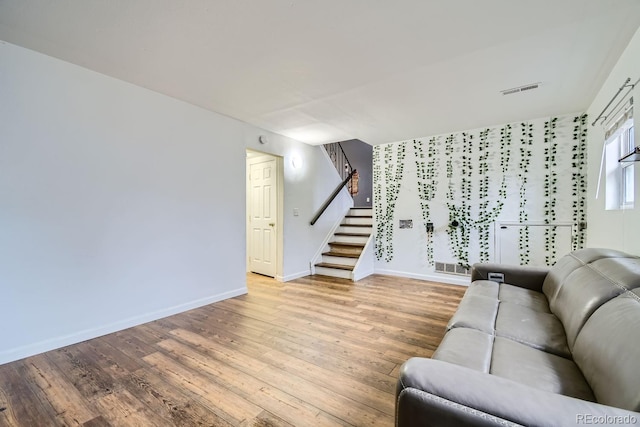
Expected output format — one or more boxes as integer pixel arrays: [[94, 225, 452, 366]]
[[343, 217, 373, 225], [339, 225, 372, 234], [349, 209, 373, 217], [314, 266, 352, 279], [332, 235, 369, 245], [321, 255, 357, 266]]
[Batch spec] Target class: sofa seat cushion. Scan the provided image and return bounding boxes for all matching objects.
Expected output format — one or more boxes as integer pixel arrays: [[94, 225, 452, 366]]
[[490, 337, 595, 402], [495, 303, 570, 358], [498, 284, 550, 313], [447, 281, 568, 358], [464, 280, 499, 299], [446, 294, 498, 334], [446, 280, 552, 334], [433, 329, 594, 402], [431, 327, 493, 373]]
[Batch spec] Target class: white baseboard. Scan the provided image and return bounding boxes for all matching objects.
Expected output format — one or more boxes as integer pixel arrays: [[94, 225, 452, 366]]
[[0, 287, 247, 365], [374, 268, 470, 286], [279, 269, 312, 282], [353, 267, 374, 281]]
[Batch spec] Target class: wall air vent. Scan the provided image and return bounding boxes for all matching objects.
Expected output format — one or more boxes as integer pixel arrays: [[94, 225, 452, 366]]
[[435, 262, 470, 276], [501, 82, 541, 96]]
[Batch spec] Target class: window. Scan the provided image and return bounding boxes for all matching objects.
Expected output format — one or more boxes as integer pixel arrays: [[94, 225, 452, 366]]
[[605, 117, 634, 210], [621, 125, 634, 207]]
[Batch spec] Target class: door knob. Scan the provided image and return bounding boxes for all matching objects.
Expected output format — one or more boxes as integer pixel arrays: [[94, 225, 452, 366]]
[[269, 223, 275, 227]]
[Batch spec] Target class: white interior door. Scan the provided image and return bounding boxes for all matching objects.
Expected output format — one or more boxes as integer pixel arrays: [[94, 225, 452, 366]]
[[248, 156, 277, 277]]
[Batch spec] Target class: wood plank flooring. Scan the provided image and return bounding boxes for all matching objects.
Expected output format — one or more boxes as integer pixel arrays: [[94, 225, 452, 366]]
[[0, 273, 465, 427]]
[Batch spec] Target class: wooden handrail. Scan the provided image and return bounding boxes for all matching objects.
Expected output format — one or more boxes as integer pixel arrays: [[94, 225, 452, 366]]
[[310, 169, 356, 225]]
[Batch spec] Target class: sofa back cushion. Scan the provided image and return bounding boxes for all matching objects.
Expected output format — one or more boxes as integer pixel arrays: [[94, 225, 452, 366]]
[[542, 248, 629, 304], [542, 249, 640, 349], [572, 291, 640, 411]]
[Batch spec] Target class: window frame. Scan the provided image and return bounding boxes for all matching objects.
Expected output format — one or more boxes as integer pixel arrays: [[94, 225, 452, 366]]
[[620, 125, 634, 208], [604, 117, 634, 210]]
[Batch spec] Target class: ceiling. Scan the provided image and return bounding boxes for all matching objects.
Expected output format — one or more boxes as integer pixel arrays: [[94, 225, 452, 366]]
[[1, 1, 639, 145]]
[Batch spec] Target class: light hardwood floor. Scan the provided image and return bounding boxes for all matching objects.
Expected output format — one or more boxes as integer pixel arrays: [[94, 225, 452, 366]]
[[0, 273, 465, 427]]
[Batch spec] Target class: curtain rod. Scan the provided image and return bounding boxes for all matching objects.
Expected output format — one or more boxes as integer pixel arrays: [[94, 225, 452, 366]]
[[591, 77, 637, 126]]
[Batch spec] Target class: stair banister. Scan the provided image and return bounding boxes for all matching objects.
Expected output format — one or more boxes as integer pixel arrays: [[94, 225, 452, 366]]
[[310, 169, 356, 226]]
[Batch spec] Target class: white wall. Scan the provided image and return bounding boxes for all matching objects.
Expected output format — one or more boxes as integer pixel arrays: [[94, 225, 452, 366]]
[[0, 41, 343, 364], [586, 27, 640, 255]]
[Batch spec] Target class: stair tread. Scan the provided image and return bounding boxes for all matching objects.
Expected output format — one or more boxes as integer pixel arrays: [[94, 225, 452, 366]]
[[340, 223, 372, 228], [334, 232, 371, 237], [352, 207, 373, 209], [329, 242, 365, 248], [322, 251, 360, 258], [315, 263, 355, 271], [345, 215, 373, 218]]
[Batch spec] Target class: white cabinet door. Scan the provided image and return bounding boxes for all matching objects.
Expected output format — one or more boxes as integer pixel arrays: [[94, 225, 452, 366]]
[[497, 223, 573, 267]]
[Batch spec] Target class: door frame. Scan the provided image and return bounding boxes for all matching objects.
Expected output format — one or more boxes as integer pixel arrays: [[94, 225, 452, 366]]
[[246, 150, 284, 280]]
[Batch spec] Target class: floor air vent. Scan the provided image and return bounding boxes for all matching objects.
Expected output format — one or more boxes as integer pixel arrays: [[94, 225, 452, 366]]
[[435, 262, 470, 276]]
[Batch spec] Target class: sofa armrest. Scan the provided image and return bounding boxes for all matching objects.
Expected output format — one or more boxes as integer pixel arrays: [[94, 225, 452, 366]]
[[397, 358, 639, 427], [471, 263, 549, 292]]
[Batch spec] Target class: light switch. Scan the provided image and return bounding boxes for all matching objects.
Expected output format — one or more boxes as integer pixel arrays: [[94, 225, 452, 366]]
[[293, 208, 299, 216]]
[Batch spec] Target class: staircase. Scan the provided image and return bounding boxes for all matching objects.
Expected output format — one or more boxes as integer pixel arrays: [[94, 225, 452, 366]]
[[314, 207, 373, 280]]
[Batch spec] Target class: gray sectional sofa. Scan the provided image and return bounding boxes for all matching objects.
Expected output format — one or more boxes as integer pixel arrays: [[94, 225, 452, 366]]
[[396, 248, 640, 426]]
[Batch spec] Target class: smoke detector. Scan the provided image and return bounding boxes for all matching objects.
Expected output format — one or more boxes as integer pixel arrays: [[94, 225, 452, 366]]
[[501, 82, 541, 95]]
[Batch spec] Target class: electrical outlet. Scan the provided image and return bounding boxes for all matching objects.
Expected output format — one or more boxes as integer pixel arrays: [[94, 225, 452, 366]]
[[399, 219, 413, 229]]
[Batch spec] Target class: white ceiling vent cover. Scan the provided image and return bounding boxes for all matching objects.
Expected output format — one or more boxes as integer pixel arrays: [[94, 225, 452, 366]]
[[501, 82, 541, 95]]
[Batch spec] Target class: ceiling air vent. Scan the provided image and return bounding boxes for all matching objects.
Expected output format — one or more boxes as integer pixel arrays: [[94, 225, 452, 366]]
[[501, 82, 541, 96]]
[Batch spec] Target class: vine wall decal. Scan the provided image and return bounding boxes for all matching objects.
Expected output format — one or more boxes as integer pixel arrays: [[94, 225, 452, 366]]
[[413, 137, 440, 265], [475, 126, 510, 263], [374, 143, 407, 261], [572, 114, 588, 250], [373, 113, 587, 271], [544, 117, 559, 266], [373, 145, 384, 260], [443, 135, 471, 266], [446, 132, 475, 267], [518, 122, 534, 264]]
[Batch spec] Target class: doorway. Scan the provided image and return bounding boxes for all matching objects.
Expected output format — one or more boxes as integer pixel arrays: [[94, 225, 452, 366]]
[[246, 150, 283, 279]]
